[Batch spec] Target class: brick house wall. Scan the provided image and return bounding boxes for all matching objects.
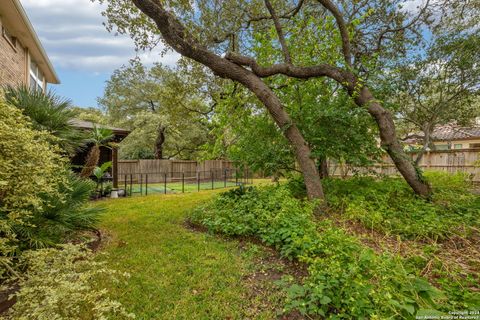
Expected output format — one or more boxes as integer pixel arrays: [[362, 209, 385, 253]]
[[0, 17, 27, 87]]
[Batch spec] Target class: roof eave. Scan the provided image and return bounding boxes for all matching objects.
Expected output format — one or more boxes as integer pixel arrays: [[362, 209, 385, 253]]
[[12, 0, 60, 84]]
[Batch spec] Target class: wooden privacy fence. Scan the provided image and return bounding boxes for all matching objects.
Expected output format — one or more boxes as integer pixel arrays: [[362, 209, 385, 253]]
[[117, 159, 251, 195], [119, 159, 236, 176], [328, 149, 480, 182], [118, 159, 241, 183]]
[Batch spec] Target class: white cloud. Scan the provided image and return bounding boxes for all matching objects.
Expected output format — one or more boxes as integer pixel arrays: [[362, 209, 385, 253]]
[[21, 0, 180, 72]]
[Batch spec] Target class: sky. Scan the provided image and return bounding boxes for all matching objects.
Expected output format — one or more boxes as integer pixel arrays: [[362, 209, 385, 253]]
[[20, 0, 428, 108], [21, 0, 180, 108]]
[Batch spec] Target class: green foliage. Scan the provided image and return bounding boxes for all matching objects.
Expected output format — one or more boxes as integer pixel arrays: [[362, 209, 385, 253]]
[[6, 244, 134, 320], [205, 79, 382, 178], [98, 59, 212, 160], [0, 100, 103, 275], [3, 86, 86, 155], [323, 172, 479, 241], [93, 161, 113, 181], [0, 101, 68, 274], [190, 185, 446, 318], [13, 173, 101, 250]]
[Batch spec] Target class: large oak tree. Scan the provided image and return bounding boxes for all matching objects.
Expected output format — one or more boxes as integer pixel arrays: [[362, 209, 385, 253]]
[[96, 0, 468, 199]]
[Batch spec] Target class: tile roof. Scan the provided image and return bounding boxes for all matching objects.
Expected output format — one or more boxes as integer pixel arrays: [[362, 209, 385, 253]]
[[430, 125, 480, 141]]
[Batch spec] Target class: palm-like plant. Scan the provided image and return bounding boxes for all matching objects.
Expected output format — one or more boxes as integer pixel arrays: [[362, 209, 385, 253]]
[[13, 173, 103, 249], [80, 126, 114, 178], [3, 86, 86, 155]]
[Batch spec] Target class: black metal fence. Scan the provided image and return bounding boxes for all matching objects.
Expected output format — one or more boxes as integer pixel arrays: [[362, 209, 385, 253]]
[[118, 168, 252, 196]]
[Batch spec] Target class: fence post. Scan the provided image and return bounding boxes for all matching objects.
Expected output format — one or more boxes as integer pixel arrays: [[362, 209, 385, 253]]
[[197, 172, 200, 192], [235, 169, 238, 185], [211, 170, 214, 190], [140, 174, 143, 195], [164, 173, 167, 194], [224, 169, 227, 188], [130, 174, 133, 196], [124, 175, 127, 197], [145, 174, 148, 195], [182, 173, 185, 193]]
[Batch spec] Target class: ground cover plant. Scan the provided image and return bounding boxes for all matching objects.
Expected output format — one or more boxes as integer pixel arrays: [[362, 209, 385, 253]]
[[189, 173, 480, 318], [323, 172, 480, 241]]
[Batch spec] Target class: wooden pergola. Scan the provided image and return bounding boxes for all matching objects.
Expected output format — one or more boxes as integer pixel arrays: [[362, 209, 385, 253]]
[[69, 119, 130, 188]]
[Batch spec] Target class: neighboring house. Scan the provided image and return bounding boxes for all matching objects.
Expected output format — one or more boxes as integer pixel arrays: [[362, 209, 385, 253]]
[[0, 0, 59, 91], [405, 125, 480, 151]]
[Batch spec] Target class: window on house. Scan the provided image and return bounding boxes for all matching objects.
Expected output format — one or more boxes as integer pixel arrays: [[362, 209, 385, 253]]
[[29, 60, 44, 91], [435, 144, 450, 150], [454, 144, 463, 149], [470, 143, 480, 149], [2, 26, 17, 50]]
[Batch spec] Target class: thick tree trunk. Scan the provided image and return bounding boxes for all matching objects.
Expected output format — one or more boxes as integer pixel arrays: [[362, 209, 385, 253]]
[[131, 0, 324, 200], [154, 125, 166, 159], [318, 157, 329, 179], [414, 125, 432, 165], [80, 145, 100, 178], [356, 87, 432, 197], [244, 75, 324, 200]]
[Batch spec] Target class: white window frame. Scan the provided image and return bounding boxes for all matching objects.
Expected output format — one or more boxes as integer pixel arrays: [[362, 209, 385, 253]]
[[2, 25, 17, 51], [29, 59, 44, 92]]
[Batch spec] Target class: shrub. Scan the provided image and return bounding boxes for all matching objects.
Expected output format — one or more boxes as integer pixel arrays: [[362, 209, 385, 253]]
[[323, 172, 479, 240], [3, 86, 86, 156], [14, 173, 101, 250], [190, 185, 446, 318], [0, 100, 102, 273], [6, 244, 134, 320], [0, 101, 67, 276]]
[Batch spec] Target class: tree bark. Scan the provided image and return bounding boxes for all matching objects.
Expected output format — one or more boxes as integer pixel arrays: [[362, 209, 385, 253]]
[[131, 0, 325, 200], [318, 157, 329, 179], [414, 124, 432, 165], [246, 75, 324, 199], [80, 145, 100, 178], [154, 124, 166, 159], [355, 87, 432, 197]]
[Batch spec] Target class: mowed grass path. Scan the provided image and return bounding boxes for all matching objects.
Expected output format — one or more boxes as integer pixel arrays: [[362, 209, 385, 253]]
[[94, 190, 278, 320]]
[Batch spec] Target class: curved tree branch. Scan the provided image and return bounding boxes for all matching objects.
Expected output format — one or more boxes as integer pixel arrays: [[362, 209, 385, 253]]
[[264, 0, 292, 63], [316, 0, 352, 67]]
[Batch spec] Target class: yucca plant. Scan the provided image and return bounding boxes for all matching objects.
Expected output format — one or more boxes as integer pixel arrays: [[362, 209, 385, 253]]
[[80, 126, 114, 178], [13, 173, 103, 249], [3, 85, 87, 155]]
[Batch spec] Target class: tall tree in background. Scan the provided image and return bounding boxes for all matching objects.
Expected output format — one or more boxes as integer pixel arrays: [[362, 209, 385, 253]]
[[98, 59, 213, 160], [94, 0, 459, 199], [393, 6, 480, 163]]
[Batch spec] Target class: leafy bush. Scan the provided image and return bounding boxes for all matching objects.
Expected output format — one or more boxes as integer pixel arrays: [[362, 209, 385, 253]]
[[0, 101, 68, 276], [190, 185, 446, 318], [14, 173, 101, 249], [0, 100, 102, 275], [323, 172, 479, 240], [6, 244, 134, 320], [3, 86, 86, 156]]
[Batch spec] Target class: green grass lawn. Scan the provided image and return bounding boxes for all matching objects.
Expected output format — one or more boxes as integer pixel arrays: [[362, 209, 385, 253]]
[[126, 181, 239, 195], [94, 189, 285, 319]]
